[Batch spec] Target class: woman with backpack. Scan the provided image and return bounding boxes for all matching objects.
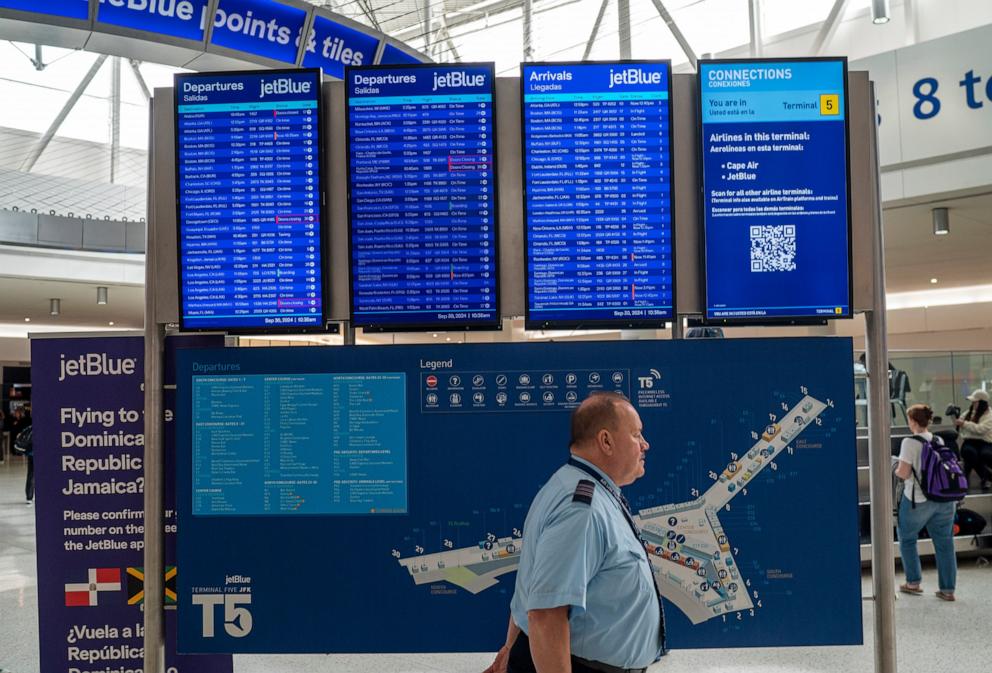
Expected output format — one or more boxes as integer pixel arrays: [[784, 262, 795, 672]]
[[894, 404, 963, 602], [956, 389, 992, 490]]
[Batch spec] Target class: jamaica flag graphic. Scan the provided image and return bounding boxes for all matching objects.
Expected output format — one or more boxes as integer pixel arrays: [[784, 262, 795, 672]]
[[126, 566, 177, 606]]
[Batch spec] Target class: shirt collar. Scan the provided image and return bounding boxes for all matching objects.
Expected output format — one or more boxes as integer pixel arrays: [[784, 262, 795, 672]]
[[569, 454, 622, 496]]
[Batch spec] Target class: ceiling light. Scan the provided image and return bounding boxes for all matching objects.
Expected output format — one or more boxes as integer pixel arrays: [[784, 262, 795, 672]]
[[50, 298, 61, 315], [930, 278, 938, 284], [871, 0, 890, 23], [24, 317, 30, 322], [97, 286, 109, 305], [108, 321, 115, 326], [932, 207, 949, 235]]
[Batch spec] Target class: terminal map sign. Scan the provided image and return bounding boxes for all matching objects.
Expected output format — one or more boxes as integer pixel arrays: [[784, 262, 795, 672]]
[[522, 61, 675, 329], [346, 64, 500, 331], [175, 68, 327, 332], [177, 338, 861, 653], [699, 58, 851, 322]]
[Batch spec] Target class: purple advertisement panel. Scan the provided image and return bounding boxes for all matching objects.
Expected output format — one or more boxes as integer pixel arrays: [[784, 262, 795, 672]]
[[31, 334, 229, 673]]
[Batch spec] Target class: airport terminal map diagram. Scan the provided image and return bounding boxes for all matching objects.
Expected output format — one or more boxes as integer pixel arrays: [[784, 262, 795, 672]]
[[398, 392, 828, 626]]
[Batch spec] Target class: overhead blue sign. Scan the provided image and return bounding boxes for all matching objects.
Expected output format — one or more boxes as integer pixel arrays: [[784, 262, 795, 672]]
[[301, 13, 379, 78], [95, 0, 209, 41], [0, 0, 88, 19], [209, 0, 306, 63], [177, 338, 861, 653], [379, 42, 424, 65], [699, 59, 851, 322]]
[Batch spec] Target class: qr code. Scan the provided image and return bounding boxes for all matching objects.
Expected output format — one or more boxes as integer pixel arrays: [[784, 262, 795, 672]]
[[750, 225, 796, 272]]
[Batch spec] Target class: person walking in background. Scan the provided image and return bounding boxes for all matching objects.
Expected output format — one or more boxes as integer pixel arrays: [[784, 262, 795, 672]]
[[957, 390, 992, 490], [895, 404, 958, 601]]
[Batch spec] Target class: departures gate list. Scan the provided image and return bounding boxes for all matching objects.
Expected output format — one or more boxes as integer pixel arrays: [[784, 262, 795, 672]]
[[522, 62, 674, 328], [175, 69, 326, 331], [347, 64, 499, 330]]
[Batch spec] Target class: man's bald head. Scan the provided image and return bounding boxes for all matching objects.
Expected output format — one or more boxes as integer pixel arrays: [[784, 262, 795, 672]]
[[569, 392, 632, 450]]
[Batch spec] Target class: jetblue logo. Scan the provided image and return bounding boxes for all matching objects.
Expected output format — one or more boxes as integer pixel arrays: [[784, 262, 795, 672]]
[[259, 78, 312, 98], [609, 68, 662, 89], [432, 71, 485, 91]]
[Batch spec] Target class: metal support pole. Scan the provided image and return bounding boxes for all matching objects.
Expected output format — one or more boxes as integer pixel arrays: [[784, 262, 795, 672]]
[[34, 44, 45, 71], [646, 0, 697, 69], [129, 59, 152, 102], [811, 0, 849, 55], [864, 82, 896, 673], [20, 54, 107, 172], [342, 321, 356, 345], [618, 0, 632, 60], [582, 0, 610, 61], [903, 0, 919, 45], [671, 316, 683, 339], [421, 0, 434, 60], [111, 57, 121, 184], [748, 0, 764, 57], [142, 95, 166, 673], [522, 0, 534, 62]]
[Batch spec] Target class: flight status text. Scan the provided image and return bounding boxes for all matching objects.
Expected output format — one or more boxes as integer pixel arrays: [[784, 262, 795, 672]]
[[176, 70, 325, 331], [523, 62, 674, 328], [347, 64, 499, 329]]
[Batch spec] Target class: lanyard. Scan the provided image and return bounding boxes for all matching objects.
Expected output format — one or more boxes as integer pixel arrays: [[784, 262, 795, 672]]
[[567, 457, 642, 543], [566, 456, 667, 653]]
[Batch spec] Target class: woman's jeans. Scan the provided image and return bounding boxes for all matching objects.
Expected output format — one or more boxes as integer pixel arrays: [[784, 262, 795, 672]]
[[897, 495, 957, 592]]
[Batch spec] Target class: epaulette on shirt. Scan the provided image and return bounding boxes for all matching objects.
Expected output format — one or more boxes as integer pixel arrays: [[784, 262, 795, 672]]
[[572, 479, 596, 505]]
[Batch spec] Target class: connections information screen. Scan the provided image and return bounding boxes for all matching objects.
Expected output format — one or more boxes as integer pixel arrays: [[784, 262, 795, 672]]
[[700, 58, 851, 322], [522, 61, 674, 329], [175, 69, 326, 332], [347, 64, 499, 330], [192, 372, 407, 515]]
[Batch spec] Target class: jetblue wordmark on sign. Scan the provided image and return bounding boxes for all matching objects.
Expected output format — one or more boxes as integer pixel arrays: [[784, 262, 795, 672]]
[[609, 67, 663, 88], [259, 77, 312, 98], [432, 70, 486, 91]]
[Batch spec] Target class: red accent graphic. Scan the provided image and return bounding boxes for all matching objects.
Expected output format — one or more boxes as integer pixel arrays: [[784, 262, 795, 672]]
[[426, 375, 438, 388]]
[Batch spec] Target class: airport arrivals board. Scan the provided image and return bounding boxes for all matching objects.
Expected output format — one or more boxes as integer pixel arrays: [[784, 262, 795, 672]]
[[346, 64, 500, 331], [175, 68, 327, 332], [699, 58, 851, 323], [522, 61, 675, 329]]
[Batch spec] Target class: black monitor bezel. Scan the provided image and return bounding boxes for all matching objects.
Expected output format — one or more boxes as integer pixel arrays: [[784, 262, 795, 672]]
[[519, 59, 677, 332], [344, 62, 503, 333], [696, 56, 854, 326], [173, 67, 332, 335]]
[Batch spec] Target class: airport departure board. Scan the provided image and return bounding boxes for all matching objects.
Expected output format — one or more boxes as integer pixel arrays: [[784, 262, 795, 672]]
[[346, 64, 500, 331], [175, 68, 327, 332], [522, 61, 674, 330], [699, 58, 851, 323]]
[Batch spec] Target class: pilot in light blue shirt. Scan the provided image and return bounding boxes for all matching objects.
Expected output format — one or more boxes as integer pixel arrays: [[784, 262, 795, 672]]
[[503, 392, 664, 673]]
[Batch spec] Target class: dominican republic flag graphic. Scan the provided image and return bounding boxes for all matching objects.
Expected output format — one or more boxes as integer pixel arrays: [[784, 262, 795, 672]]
[[65, 568, 122, 606]]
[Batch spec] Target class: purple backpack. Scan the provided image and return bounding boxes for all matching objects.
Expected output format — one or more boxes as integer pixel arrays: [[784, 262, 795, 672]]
[[911, 435, 968, 504]]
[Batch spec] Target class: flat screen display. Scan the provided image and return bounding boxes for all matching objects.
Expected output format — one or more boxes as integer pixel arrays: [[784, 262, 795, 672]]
[[522, 61, 675, 330], [699, 58, 851, 323], [175, 68, 327, 332], [346, 63, 500, 331]]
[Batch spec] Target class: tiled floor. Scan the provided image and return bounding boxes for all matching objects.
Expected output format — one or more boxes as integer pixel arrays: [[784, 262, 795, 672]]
[[2, 457, 990, 673]]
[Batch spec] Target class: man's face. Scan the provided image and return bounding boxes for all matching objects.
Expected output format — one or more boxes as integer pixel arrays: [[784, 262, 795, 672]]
[[610, 403, 650, 486]]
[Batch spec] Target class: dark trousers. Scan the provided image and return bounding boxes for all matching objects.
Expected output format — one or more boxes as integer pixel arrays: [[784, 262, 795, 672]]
[[507, 632, 644, 673], [25, 455, 34, 501], [960, 438, 992, 483]]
